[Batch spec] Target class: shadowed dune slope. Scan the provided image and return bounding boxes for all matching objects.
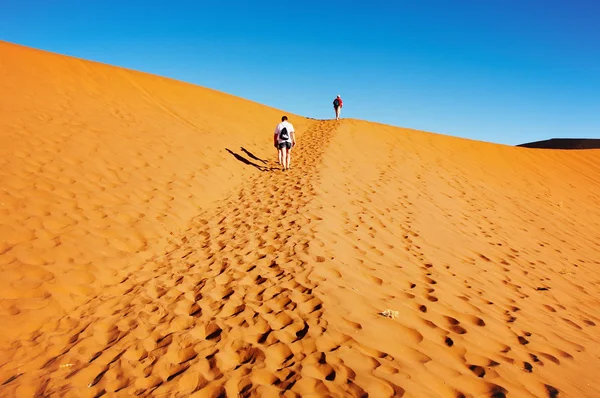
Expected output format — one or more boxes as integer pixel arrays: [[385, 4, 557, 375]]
[[1, 42, 600, 397], [517, 138, 600, 150]]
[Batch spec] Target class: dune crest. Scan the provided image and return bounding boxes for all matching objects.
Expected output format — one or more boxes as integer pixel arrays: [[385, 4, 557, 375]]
[[1, 41, 600, 397]]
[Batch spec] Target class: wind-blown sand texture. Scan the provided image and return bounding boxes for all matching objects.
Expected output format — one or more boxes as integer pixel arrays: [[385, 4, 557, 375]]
[[1, 41, 599, 397]]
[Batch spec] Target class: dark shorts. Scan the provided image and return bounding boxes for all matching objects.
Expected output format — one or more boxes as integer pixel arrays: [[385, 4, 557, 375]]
[[278, 142, 292, 150]]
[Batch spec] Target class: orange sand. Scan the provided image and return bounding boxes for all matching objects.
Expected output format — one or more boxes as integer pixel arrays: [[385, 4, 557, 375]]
[[1, 41, 599, 397]]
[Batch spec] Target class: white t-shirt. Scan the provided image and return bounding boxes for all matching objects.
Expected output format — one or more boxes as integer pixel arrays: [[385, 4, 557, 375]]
[[274, 121, 295, 143]]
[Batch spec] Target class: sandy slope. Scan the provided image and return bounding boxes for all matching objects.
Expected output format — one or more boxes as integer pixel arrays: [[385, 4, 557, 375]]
[[1, 41, 600, 397], [309, 120, 600, 397], [0, 41, 311, 342]]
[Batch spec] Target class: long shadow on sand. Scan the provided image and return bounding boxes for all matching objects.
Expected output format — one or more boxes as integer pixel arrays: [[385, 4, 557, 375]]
[[240, 147, 267, 164], [226, 148, 268, 171]]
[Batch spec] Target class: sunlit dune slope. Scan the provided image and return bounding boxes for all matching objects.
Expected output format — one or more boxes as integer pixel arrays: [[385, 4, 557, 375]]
[[310, 119, 600, 397]]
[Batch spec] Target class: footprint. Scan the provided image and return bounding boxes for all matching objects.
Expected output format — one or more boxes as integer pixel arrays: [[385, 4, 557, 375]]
[[539, 353, 560, 364], [488, 384, 508, 398], [517, 336, 529, 345], [468, 364, 486, 378], [545, 385, 560, 398], [450, 325, 467, 335], [562, 318, 582, 330]]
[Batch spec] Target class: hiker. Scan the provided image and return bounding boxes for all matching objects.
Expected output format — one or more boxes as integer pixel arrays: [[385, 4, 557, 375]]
[[333, 95, 343, 120], [273, 115, 296, 171]]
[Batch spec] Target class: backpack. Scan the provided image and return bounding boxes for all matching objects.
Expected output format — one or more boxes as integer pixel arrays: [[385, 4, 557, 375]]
[[279, 126, 289, 141], [333, 99, 340, 107]]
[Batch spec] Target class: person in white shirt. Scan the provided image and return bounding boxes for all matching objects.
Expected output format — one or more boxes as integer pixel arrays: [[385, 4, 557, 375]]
[[333, 95, 343, 120], [273, 115, 296, 171]]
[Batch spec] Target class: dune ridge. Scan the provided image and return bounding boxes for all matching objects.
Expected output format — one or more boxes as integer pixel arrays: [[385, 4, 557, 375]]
[[1, 41, 600, 397]]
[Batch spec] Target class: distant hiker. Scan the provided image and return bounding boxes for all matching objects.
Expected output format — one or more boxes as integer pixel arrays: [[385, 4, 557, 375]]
[[333, 95, 343, 120], [274, 115, 296, 171]]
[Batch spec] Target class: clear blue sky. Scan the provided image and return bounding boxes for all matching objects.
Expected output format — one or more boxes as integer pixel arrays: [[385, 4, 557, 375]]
[[1, 0, 599, 145]]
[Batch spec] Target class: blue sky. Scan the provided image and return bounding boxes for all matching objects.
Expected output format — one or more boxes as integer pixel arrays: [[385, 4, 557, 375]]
[[1, 0, 599, 146]]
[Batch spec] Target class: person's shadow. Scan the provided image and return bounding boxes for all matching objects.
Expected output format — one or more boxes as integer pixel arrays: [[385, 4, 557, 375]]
[[240, 147, 267, 164], [225, 148, 267, 171]]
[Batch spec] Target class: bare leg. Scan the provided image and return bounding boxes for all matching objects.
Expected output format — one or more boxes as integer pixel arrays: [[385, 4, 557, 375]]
[[335, 107, 340, 120], [278, 148, 283, 165], [286, 148, 292, 169], [281, 148, 287, 170]]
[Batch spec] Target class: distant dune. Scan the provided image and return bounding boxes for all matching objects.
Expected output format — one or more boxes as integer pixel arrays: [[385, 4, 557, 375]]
[[517, 138, 600, 150], [1, 40, 600, 397]]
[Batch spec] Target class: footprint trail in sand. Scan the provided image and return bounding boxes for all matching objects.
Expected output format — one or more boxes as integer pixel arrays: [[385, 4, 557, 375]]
[[0, 121, 382, 397]]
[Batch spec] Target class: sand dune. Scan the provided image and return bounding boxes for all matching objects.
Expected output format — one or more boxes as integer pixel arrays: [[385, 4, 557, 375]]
[[1, 41, 600, 397], [518, 138, 600, 150], [0, 40, 312, 341]]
